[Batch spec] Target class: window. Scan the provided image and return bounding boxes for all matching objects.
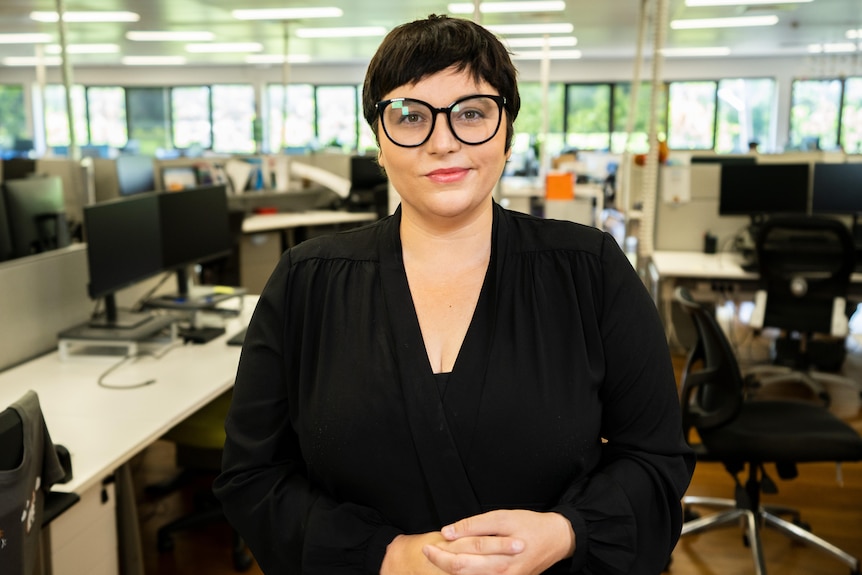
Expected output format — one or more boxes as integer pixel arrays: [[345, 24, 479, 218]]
[[44, 84, 88, 149], [841, 77, 862, 154], [565, 83, 611, 151], [86, 87, 127, 148], [715, 78, 775, 153], [789, 79, 841, 150], [126, 87, 170, 155], [357, 87, 377, 153], [0, 85, 27, 152], [172, 86, 212, 149], [266, 84, 314, 152], [612, 82, 666, 154], [212, 84, 255, 154], [667, 81, 717, 150], [316, 85, 358, 151], [515, 82, 565, 159]]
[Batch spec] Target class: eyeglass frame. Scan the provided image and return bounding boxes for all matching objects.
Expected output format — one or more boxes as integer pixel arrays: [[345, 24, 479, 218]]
[[375, 94, 507, 148]]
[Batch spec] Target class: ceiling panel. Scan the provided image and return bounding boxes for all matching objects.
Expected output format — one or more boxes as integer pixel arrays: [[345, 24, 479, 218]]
[[0, 0, 859, 67]]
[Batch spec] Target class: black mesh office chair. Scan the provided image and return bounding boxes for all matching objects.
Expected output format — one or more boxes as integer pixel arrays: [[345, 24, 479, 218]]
[[674, 286, 862, 575], [747, 214, 860, 404]]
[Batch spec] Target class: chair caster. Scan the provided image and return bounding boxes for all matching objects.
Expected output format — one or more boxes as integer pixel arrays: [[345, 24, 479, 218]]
[[233, 548, 253, 572]]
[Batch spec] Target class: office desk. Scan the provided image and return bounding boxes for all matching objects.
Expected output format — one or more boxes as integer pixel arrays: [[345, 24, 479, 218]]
[[648, 250, 862, 350], [240, 210, 379, 294], [0, 298, 254, 575]]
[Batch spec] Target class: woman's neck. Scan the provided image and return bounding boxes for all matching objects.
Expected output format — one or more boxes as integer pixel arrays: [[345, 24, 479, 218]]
[[400, 202, 493, 272]]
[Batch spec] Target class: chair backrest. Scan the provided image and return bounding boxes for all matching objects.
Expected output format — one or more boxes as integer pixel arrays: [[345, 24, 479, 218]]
[[754, 215, 855, 335], [0, 406, 24, 470], [674, 287, 745, 439]]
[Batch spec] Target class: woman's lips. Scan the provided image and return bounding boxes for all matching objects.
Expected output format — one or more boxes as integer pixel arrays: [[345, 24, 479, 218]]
[[426, 167, 469, 183]]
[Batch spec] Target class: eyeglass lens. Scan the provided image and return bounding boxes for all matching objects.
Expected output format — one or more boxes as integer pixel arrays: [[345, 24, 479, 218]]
[[380, 96, 502, 147]]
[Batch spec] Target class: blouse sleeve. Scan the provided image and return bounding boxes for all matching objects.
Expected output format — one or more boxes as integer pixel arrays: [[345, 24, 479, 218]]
[[213, 252, 402, 574], [551, 233, 696, 574]]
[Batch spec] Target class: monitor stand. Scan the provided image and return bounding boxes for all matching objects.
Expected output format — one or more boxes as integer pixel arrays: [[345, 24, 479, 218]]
[[87, 294, 153, 329]]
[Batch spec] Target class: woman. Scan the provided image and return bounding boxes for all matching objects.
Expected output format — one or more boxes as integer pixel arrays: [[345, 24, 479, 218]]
[[214, 14, 694, 575]]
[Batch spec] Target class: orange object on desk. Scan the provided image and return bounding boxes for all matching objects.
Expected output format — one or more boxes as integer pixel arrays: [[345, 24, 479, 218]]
[[545, 172, 574, 200], [253, 206, 278, 214]]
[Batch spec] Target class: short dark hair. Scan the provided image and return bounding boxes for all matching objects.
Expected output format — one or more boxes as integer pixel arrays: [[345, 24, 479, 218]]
[[362, 14, 520, 150]]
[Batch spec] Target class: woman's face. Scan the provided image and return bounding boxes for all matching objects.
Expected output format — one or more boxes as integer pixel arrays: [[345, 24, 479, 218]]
[[377, 67, 511, 225]]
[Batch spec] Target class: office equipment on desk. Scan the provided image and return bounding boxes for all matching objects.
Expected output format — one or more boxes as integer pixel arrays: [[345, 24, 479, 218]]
[[674, 286, 862, 575], [161, 165, 198, 191], [226, 326, 247, 346], [116, 154, 156, 197], [748, 215, 860, 403], [1, 157, 37, 180], [2, 176, 71, 259], [0, 184, 13, 261], [811, 162, 862, 244], [79, 192, 164, 331], [719, 163, 810, 269]]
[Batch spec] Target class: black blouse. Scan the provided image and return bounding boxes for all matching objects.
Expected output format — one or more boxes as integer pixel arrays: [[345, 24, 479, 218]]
[[214, 203, 695, 574]]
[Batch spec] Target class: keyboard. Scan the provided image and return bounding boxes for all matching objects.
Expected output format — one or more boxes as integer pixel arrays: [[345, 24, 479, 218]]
[[226, 327, 247, 346]]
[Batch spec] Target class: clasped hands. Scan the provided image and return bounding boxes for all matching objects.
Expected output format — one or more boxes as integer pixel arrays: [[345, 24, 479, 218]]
[[381, 509, 575, 575]]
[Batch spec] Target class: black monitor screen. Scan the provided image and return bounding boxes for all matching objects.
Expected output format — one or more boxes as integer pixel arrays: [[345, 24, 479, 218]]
[[84, 193, 163, 300], [691, 155, 757, 167], [3, 176, 69, 258], [116, 155, 156, 196], [719, 163, 810, 216], [2, 158, 37, 180], [351, 155, 387, 190], [811, 162, 862, 214], [159, 184, 231, 271]]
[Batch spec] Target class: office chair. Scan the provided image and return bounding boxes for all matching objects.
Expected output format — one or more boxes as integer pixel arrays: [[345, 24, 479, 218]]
[[0, 391, 77, 575], [148, 388, 252, 572], [747, 214, 860, 405], [673, 286, 862, 575]]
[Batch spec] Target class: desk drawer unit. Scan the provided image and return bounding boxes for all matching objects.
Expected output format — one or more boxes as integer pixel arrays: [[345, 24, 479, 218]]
[[45, 481, 118, 575]]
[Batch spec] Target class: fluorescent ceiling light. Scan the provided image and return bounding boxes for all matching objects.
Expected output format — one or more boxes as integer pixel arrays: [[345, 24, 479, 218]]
[[448, 1, 565, 14], [185, 42, 263, 53], [2, 56, 62, 66], [295, 26, 387, 38], [511, 49, 582, 60], [245, 54, 312, 64], [232, 8, 343, 20], [126, 31, 216, 42], [505, 36, 577, 48], [122, 56, 187, 66], [685, 0, 811, 5], [660, 46, 732, 57], [45, 43, 119, 54], [485, 23, 574, 35], [30, 11, 140, 23], [671, 15, 778, 29], [808, 42, 858, 54], [0, 33, 52, 44], [847, 29, 862, 40]]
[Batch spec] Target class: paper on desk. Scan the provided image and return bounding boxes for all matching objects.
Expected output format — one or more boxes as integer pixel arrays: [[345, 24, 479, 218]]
[[661, 164, 691, 204]]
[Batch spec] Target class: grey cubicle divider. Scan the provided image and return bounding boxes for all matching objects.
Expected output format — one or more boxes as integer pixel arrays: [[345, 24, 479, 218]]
[[0, 246, 92, 371]]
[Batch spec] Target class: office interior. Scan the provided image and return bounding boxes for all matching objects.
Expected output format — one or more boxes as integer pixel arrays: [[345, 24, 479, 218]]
[[1, 1, 861, 574]]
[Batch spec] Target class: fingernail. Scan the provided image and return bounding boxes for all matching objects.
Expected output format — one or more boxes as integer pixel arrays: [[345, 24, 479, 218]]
[[512, 540, 525, 552], [442, 526, 455, 538]]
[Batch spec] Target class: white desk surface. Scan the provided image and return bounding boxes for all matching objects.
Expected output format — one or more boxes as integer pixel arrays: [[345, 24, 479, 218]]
[[0, 297, 256, 495], [650, 250, 862, 283], [649, 250, 758, 281], [242, 210, 378, 234]]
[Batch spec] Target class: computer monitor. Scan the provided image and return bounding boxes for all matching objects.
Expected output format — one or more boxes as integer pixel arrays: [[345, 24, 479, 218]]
[[0, 186, 12, 261], [83, 193, 163, 328], [2, 176, 70, 258], [690, 155, 757, 167], [810, 163, 862, 214], [158, 184, 232, 297], [719, 163, 810, 220], [161, 165, 198, 191], [116, 155, 156, 196], [2, 158, 37, 181]]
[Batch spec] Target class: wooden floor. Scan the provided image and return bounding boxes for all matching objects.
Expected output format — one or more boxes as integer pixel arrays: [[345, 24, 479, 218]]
[[131, 352, 862, 575]]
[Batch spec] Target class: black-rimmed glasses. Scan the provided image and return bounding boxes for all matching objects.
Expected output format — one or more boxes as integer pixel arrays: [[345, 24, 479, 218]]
[[376, 94, 506, 148]]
